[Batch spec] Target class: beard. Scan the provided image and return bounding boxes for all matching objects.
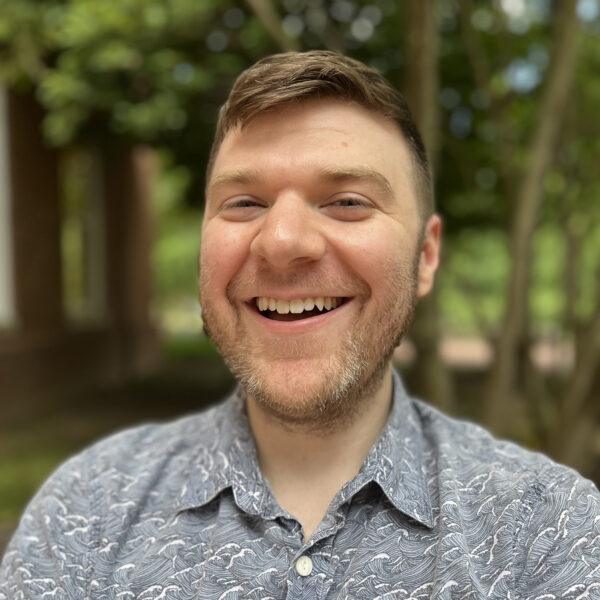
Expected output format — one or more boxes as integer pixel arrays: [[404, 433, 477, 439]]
[[200, 248, 420, 433]]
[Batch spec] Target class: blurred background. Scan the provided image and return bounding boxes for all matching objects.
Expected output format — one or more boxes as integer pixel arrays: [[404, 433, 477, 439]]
[[0, 0, 599, 551]]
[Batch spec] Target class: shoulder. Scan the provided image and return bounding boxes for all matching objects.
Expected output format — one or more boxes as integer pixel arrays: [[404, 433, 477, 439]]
[[1, 398, 236, 594], [410, 397, 600, 533], [410, 399, 600, 594], [59, 397, 237, 504], [82, 399, 230, 470], [411, 397, 591, 494], [1, 399, 237, 595], [9, 398, 234, 543]]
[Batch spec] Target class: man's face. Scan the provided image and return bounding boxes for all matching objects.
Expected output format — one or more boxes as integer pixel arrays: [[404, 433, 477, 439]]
[[200, 99, 440, 429]]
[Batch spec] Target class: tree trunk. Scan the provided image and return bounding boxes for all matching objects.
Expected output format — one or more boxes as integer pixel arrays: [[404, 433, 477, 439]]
[[482, 0, 581, 432], [552, 266, 600, 469], [402, 2, 454, 410], [403, 2, 440, 170], [553, 402, 600, 476]]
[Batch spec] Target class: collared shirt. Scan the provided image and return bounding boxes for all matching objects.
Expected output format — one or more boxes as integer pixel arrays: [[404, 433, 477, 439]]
[[2, 373, 599, 599]]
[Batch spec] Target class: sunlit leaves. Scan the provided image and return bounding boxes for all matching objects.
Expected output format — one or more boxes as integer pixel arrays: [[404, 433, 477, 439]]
[[0, 0, 222, 145], [39, 70, 91, 107], [113, 93, 187, 139], [43, 104, 88, 146], [87, 41, 143, 73], [0, 0, 598, 330]]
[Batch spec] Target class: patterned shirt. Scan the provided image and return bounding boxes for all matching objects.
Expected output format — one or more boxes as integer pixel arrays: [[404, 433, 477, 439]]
[[2, 372, 600, 599]]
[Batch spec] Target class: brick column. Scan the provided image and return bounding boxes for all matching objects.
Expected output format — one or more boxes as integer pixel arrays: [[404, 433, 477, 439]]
[[103, 144, 158, 376], [8, 91, 63, 333]]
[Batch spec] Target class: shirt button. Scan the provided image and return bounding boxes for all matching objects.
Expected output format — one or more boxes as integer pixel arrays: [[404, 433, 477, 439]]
[[295, 555, 313, 577]]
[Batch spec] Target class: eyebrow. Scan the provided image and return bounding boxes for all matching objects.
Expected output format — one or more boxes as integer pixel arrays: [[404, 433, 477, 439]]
[[208, 166, 394, 198], [316, 166, 394, 199], [209, 168, 262, 191]]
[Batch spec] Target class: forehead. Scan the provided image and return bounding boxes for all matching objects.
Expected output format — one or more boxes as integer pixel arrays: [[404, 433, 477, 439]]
[[208, 99, 418, 210], [214, 99, 409, 166]]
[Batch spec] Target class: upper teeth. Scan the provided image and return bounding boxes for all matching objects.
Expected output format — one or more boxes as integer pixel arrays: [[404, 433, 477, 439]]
[[256, 297, 342, 314]]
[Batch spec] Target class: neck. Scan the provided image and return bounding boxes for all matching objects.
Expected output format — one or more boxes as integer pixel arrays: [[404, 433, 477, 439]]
[[245, 365, 394, 539]]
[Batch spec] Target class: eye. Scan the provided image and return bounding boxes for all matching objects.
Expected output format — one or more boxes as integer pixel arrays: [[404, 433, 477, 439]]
[[233, 200, 257, 209], [224, 197, 261, 209], [331, 198, 364, 207], [219, 196, 266, 221], [324, 195, 374, 220]]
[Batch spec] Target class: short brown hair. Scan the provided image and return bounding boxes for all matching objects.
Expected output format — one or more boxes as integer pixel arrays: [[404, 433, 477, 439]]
[[207, 50, 433, 218]]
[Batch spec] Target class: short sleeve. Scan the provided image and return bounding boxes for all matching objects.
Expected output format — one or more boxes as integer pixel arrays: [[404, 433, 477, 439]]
[[0, 453, 97, 599], [515, 470, 600, 599]]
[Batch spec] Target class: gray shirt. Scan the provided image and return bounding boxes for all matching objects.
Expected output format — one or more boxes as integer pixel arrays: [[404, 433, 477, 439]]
[[2, 373, 600, 599]]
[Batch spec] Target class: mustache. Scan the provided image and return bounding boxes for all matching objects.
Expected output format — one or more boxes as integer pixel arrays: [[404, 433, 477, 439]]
[[226, 264, 369, 300]]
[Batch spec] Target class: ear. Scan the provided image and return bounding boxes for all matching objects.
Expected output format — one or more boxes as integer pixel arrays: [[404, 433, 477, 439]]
[[417, 214, 442, 298]]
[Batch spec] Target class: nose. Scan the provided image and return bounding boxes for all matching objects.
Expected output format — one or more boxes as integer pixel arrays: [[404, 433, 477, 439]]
[[250, 195, 326, 270]]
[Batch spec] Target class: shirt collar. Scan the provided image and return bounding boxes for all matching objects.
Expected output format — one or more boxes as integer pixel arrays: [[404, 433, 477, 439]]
[[177, 385, 267, 515], [177, 371, 433, 529], [362, 371, 434, 528]]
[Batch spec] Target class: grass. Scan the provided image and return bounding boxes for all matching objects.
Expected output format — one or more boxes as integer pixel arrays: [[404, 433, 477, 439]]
[[0, 451, 71, 526], [0, 338, 234, 535]]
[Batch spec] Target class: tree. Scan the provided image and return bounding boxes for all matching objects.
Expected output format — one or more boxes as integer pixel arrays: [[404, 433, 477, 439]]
[[401, 1, 455, 412], [1, 0, 599, 477], [481, 0, 582, 431]]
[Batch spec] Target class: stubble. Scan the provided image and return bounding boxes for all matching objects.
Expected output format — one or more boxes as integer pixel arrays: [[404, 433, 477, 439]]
[[200, 247, 420, 433]]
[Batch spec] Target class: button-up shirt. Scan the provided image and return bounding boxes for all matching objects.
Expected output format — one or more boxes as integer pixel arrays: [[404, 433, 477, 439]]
[[2, 373, 600, 599]]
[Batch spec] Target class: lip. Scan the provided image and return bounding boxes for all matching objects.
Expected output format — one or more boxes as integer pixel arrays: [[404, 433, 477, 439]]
[[243, 292, 346, 302], [242, 297, 355, 335]]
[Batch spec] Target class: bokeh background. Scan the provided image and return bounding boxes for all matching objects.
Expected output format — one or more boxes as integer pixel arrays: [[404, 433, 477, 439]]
[[1, 0, 599, 551]]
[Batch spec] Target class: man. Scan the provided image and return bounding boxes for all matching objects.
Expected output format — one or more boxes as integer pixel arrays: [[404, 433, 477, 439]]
[[2, 51, 599, 599]]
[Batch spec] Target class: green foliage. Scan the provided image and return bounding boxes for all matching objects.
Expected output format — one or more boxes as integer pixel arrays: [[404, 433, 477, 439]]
[[1, 0, 599, 339], [0, 450, 69, 526], [439, 228, 509, 335], [150, 151, 204, 334], [163, 335, 222, 360], [1, 0, 600, 516], [530, 225, 567, 329], [151, 152, 199, 302], [0, 0, 248, 206]]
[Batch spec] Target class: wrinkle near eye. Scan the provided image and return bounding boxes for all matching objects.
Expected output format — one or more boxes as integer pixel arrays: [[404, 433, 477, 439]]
[[219, 197, 266, 221]]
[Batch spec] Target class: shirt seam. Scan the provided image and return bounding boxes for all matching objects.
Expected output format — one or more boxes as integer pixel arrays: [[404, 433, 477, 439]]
[[85, 451, 104, 598], [511, 466, 552, 598]]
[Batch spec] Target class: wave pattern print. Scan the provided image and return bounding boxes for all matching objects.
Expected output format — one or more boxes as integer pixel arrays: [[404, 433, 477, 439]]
[[1, 372, 600, 599]]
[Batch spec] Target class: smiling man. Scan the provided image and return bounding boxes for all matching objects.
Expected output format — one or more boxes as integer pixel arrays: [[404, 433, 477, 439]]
[[2, 51, 600, 599], [200, 98, 437, 431]]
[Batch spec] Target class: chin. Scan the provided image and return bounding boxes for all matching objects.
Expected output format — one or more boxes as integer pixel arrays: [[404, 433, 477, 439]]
[[201, 265, 418, 430], [251, 363, 332, 404], [239, 342, 391, 432]]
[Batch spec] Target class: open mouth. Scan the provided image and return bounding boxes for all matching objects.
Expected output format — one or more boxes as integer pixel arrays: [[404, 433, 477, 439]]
[[254, 296, 348, 321]]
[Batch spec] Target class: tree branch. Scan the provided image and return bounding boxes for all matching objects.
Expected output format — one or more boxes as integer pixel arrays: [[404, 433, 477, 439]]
[[244, 0, 301, 52], [562, 265, 600, 420], [402, 1, 440, 167], [483, 0, 582, 431], [455, 0, 516, 198]]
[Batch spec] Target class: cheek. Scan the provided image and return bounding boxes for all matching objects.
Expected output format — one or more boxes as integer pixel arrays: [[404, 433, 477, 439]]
[[200, 224, 251, 297], [332, 226, 410, 292]]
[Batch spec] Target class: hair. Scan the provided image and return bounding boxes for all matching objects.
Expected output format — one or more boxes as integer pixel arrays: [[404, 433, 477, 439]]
[[207, 50, 434, 218]]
